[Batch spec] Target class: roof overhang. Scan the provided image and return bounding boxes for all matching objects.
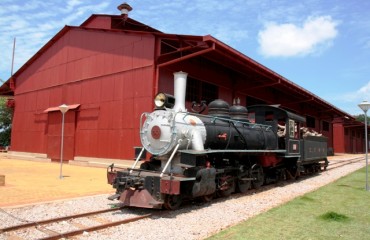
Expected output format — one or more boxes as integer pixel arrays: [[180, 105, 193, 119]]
[[0, 77, 15, 97], [153, 33, 353, 120]]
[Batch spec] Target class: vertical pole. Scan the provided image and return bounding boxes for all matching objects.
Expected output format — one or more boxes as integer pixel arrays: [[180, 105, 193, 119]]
[[365, 112, 368, 191], [11, 37, 16, 76], [358, 101, 370, 191], [59, 112, 65, 179]]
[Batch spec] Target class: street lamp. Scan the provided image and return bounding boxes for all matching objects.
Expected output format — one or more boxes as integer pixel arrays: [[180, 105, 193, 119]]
[[59, 104, 69, 179], [358, 100, 370, 191]]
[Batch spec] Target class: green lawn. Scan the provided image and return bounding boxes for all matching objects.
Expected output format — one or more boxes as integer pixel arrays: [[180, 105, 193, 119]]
[[207, 167, 370, 240]]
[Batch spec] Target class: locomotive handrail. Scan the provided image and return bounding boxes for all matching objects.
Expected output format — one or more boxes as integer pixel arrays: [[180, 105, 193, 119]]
[[139, 112, 149, 135], [127, 168, 158, 174], [129, 147, 146, 174], [230, 121, 248, 148], [183, 112, 272, 130], [179, 149, 287, 154], [160, 140, 182, 178]]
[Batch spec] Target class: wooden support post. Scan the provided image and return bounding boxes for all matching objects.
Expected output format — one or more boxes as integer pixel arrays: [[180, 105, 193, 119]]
[[0, 175, 5, 186]]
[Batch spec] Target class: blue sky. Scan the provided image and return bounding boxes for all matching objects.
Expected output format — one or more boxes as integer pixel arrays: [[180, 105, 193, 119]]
[[1, 0, 369, 115]]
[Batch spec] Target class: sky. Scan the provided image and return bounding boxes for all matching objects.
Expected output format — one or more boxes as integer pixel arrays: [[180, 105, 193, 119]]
[[0, 0, 370, 115]]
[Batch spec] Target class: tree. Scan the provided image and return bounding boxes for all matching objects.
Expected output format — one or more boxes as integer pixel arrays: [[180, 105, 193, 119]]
[[0, 97, 13, 146], [354, 114, 370, 125]]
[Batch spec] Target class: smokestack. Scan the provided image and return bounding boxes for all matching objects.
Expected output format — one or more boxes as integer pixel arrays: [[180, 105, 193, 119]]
[[173, 71, 188, 112]]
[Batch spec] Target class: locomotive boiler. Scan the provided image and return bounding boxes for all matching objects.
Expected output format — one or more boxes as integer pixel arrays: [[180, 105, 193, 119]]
[[107, 71, 328, 209]]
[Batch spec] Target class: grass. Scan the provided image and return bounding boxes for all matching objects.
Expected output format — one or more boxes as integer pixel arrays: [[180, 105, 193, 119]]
[[207, 167, 370, 240], [319, 211, 349, 222]]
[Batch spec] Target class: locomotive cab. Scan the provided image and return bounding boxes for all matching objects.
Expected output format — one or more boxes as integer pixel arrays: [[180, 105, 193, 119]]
[[247, 105, 305, 155], [247, 105, 328, 171]]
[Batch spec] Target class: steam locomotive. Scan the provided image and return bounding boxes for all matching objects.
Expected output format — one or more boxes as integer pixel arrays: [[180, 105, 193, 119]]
[[107, 71, 328, 209]]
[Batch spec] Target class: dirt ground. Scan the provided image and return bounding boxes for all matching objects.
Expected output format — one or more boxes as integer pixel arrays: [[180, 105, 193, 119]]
[[0, 153, 363, 208], [0, 154, 114, 207]]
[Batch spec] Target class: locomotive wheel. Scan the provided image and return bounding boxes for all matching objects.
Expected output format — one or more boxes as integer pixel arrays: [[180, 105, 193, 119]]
[[163, 194, 182, 210], [218, 176, 235, 197], [201, 193, 214, 202], [236, 165, 251, 193], [236, 179, 251, 193], [286, 167, 299, 180], [251, 165, 264, 189]]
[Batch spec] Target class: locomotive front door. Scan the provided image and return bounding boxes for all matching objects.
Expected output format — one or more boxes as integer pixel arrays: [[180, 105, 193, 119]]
[[46, 110, 76, 161]]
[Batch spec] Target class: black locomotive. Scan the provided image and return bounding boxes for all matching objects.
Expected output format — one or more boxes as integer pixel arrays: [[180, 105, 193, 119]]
[[107, 71, 328, 209]]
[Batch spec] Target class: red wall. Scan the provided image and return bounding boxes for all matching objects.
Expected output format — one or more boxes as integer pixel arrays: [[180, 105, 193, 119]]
[[332, 121, 366, 153], [82, 16, 112, 29], [333, 122, 345, 153], [11, 27, 156, 160]]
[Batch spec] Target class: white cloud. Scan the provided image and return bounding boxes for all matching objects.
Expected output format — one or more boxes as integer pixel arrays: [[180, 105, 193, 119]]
[[337, 81, 370, 103], [344, 81, 370, 114], [258, 16, 339, 57], [324, 81, 370, 115], [133, 0, 249, 46], [0, 0, 111, 80], [358, 81, 370, 99]]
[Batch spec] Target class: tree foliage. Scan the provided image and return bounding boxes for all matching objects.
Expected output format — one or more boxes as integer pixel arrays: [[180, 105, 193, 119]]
[[354, 114, 370, 124], [0, 97, 13, 146]]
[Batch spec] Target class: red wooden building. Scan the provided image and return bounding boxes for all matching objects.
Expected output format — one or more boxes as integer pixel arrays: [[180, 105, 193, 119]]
[[0, 7, 367, 162]]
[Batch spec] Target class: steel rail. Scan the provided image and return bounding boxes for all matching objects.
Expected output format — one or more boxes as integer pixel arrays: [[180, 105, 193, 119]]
[[327, 157, 364, 171], [0, 207, 122, 233], [327, 156, 364, 166], [38, 214, 152, 240]]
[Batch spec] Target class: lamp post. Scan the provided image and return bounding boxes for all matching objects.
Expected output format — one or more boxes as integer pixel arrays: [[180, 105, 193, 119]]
[[358, 100, 370, 191], [59, 104, 69, 179]]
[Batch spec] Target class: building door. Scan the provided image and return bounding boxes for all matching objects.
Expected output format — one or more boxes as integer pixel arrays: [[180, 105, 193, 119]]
[[46, 110, 76, 161], [352, 138, 356, 153]]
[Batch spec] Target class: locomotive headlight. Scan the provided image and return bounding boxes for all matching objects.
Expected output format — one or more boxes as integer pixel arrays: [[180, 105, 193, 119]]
[[154, 92, 175, 109], [154, 93, 166, 108]]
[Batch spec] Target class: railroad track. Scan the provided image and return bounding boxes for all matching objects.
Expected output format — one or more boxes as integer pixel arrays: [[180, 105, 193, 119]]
[[1, 156, 364, 240], [0, 207, 153, 240], [327, 156, 365, 170]]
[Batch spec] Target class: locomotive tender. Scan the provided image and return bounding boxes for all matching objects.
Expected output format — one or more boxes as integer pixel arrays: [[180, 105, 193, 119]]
[[107, 71, 328, 209]]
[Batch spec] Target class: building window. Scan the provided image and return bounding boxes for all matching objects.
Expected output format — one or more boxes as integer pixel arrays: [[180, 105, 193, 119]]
[[306, 116, 315, 128], [186, 78, 218, 104], [322, 121, 330, 132]]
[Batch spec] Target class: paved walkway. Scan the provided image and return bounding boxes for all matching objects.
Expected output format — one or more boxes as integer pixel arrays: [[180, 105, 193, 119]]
[[0, 152, 364, 208]]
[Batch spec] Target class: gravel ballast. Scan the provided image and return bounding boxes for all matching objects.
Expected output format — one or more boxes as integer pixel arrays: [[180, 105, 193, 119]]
[[0, 156, 365, 240]]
